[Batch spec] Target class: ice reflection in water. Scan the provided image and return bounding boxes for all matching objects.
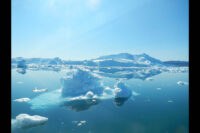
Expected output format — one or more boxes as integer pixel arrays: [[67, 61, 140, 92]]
[[60, 98, 101, 112]]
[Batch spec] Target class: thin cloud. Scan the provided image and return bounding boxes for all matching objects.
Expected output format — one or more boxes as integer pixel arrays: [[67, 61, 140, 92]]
[[87, 0, 100, 10]]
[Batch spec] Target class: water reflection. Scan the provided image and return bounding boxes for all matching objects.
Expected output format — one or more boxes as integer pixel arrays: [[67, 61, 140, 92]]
[[95, 67, 162, 80], [60, 98, 101, 112], [114, 97, 130, 106]]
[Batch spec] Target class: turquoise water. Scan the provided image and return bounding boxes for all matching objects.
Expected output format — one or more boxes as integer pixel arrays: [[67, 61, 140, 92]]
[[11, 68, 189, 133]]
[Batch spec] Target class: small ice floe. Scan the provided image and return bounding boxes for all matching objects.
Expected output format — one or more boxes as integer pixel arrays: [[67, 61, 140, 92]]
[[132, 91, 140, 96], [12, 114, 48, 130], [57, 89, 62, 93], [33, 87, 48, 93], [13, 98, 30, 103], [168, 100, 173, 103], [156, 88, 162, 91], [72, 120, 87, 126], [177, 81, 188, 86], [16, 81, 24, 84], [146, 77, 153, 81], [78, 121, 87, 126]]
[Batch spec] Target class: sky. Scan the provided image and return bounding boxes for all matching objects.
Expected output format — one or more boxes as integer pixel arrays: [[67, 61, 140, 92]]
[[11, 0, 189, 61]]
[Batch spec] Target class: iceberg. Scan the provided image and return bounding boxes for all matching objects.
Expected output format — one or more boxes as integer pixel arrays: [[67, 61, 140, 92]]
[[146, 77, 153, 81], [113, 81, 132, 106], [13, 98, 30, 102], [12, 114, 48, 130], [61, 68, 104, 97], [77, 120, 87, 126]]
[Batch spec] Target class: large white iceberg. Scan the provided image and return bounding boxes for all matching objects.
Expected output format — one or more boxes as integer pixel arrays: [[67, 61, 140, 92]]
[[12, 114, 48, 130], [61, 68, 104, 97]]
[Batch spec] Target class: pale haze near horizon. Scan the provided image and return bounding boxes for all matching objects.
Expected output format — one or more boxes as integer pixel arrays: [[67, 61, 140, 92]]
[[11, 0, 189, 61]]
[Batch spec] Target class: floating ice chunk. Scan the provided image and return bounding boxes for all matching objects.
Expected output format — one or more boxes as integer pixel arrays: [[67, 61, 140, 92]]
[[76, 120, 87, 126], [12, 114, 48, 130], [177, 81, 188, 86], [16, 81, 24, 84], [13, 98, 30, 102], [168, 100, 173, 103], [80, 120, 86, 124], [61, 68, 104, 97], [156, 88, 162, 91], [33, 87, 48, 93], [72, 120, 87, 126], [57, 89, 62, 93], [146, 77, 153, 81], [114, 82, 132, 98], [77, 123, 82, 126]]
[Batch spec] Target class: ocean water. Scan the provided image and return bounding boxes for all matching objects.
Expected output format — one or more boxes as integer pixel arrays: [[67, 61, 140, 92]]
[[11, 68, 189, 133]]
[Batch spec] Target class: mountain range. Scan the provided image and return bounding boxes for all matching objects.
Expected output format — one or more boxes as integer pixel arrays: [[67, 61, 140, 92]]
[[12, 53, 188, 67]]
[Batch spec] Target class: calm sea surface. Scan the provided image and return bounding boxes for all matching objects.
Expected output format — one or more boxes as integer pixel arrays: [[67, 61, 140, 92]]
[[11, 68, 189, 133]]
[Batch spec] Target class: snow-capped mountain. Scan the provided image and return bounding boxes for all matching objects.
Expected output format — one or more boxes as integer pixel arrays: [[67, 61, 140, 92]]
[[91, 53, 165, 67]]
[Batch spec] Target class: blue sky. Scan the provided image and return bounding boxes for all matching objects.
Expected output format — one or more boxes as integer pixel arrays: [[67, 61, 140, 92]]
[[12, 0, 189, 61]]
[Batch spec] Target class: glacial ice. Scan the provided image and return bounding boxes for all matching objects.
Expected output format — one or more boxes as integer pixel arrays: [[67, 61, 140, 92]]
[[12, 114, 48, 130], [28, 68, 140, 110], [61, 68, 104, 97]]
